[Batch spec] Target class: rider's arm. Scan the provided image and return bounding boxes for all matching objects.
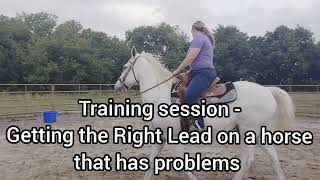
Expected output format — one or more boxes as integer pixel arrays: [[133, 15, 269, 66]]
[[174, 48, 200, 74]]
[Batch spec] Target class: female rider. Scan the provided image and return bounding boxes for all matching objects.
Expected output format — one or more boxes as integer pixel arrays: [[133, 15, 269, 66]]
[[173, 21, 216, 130]]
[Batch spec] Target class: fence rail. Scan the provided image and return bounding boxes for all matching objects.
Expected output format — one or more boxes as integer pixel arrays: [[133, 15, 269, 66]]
[[0, 84, 319, 117]]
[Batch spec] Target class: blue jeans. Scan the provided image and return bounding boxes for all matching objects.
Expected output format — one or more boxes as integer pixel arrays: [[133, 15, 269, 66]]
[[184, 68, 216, 128]]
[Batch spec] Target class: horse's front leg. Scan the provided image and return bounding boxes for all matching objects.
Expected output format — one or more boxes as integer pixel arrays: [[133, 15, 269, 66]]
[[232, 143, 255, 180], [144, 138, 166, 180], [173, 144, 197, 180]]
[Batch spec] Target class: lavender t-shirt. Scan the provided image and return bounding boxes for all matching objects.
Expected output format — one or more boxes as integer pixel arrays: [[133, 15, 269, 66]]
[[189, 34, 214, 70]]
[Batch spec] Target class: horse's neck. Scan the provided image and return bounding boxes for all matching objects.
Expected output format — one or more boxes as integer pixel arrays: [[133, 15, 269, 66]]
[[136, 57, 179, 131], [136, 58, 172, 104]]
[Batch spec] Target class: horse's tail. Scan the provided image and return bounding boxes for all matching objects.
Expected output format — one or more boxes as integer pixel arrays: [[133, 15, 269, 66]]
[[268, 87, 295, 130]]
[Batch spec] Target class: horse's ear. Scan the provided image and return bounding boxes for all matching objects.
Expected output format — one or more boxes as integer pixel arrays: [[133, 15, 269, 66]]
[[131, 46, 137, 57]]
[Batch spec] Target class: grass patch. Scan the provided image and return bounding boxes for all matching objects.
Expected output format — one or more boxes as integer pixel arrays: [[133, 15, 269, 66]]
[[0, 91, 319, 117], [290, 92, 320, 117], [0, 90, 141, 115]]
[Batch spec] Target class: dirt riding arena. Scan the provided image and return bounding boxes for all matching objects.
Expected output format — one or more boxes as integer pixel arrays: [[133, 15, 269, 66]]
[[0, 115, 319, 180]]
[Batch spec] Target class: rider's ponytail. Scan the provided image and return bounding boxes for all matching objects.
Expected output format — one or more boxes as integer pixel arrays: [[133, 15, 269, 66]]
[[192, 21, 215, 48]]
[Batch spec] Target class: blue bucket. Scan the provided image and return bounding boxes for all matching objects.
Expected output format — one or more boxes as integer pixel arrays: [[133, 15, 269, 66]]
[[43, 111, 57, 123]]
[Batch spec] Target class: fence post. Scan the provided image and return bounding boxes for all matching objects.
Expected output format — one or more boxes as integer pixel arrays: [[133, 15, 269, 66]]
[[289, 85, 292, 92], [99, 84, 102, 96], [24, 84, 28, 114], [24, 84, 27, 95], [317, 85, 319, 93], [51, 84, 55, 110]]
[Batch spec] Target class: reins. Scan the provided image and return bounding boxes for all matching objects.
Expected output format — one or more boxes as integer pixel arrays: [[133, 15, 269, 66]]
[[135, 74, 178, 96]]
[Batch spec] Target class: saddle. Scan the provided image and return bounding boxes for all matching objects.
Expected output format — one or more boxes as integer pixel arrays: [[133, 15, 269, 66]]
[[171, 72, 237, 104], [171, 71, 238, 132]]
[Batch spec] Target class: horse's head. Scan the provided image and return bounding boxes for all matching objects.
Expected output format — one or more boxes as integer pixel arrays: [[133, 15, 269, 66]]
[[114, 46, 140, 92]]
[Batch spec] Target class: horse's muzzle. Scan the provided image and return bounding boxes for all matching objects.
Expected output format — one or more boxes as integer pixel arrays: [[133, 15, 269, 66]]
[[114, 81, 127, 93]]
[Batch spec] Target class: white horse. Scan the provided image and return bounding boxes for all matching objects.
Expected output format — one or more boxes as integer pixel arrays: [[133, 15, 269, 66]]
[[114, 47, 295, 180]]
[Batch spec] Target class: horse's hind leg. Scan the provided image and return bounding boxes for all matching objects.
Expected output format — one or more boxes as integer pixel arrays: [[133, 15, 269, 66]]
[[258, 144, 285, 180], [232, 144, 255, 180], [144, 142, 165, 180], [173, 145, 197, 180]]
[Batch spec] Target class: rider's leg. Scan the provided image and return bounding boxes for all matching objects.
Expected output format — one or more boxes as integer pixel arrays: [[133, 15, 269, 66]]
[[184, 69, 216, 128]]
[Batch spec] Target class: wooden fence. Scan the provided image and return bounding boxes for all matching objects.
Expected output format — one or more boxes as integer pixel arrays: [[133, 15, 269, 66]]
[[0, 84, 319, 117]]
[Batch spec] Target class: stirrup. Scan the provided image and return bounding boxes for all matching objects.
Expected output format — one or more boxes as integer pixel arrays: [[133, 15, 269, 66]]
[[194, 120, 202, 129], [194, 120, 205, 132]]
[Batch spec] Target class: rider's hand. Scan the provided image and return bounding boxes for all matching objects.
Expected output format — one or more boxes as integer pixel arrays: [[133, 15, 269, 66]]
[[173, 69, 180, 75], [173, 69, 186, 80]]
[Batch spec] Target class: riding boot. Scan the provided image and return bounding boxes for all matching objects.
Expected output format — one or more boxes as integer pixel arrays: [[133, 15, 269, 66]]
[[180, 116, 190, 132]]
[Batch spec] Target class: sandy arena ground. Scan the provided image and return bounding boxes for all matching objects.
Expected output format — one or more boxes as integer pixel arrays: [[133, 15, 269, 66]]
[[0, 114, 319, 180]]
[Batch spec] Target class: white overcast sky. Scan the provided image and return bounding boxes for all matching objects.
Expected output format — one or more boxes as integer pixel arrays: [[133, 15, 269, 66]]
[[1, 0, 320, 40]]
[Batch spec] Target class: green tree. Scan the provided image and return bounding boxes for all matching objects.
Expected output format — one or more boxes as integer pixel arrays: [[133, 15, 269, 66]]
[[0, 13, 319, 85], [214, 25, 251, 81], [125, 23, 189, 69], [252, 25, 317, 84], [0, 16, 32, 83], [17, 12, 57, 37]]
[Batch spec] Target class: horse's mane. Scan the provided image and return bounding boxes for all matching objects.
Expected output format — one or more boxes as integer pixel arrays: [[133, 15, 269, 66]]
[[140, 52, 172, 78]]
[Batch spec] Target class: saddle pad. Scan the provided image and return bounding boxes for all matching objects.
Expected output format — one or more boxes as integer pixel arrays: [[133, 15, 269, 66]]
[[171, 81, 237, 104], [205, 82, 237, 104]]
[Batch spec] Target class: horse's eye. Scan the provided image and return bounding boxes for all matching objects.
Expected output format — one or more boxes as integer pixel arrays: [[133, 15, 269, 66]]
[[123, 66, 127, 70]]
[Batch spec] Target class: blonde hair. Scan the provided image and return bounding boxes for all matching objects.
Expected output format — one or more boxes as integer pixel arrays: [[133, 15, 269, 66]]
[[192, 21, 215, 48]]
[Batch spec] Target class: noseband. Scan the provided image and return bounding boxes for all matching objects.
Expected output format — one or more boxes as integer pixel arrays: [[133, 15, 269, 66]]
[[118, 56, 140, 89]]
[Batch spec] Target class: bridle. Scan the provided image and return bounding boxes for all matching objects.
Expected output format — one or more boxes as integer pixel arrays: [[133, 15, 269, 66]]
[[118, 55, 178, 96], [118, 55, 140, 89]]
